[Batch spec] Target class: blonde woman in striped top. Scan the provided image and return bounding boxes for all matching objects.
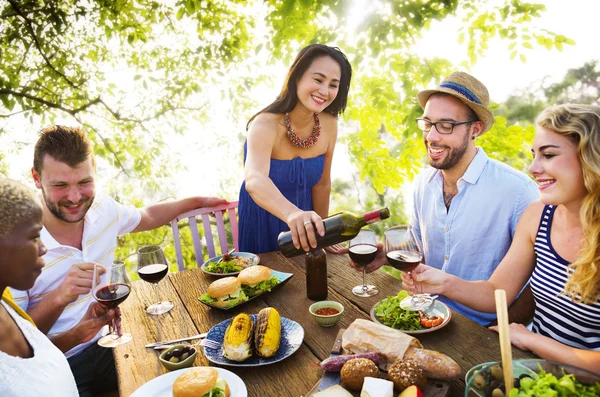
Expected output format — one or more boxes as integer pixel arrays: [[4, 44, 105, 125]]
[[403, 104, 600, 374]]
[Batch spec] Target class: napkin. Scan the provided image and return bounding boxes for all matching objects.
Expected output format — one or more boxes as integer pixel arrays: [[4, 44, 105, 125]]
[[342, 319, 422, 370]]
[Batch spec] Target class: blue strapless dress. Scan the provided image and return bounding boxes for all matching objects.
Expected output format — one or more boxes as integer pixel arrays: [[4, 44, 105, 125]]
[[238, 142, 325, 253]]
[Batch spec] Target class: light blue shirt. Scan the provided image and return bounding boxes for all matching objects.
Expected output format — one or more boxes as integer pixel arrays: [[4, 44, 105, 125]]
[[411, 148, 539, 325]]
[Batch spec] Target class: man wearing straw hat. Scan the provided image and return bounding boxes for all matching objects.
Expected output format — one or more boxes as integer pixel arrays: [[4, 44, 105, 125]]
[[357, 72, 539, 326]]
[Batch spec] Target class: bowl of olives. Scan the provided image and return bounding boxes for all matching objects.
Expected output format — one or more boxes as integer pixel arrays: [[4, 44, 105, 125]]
[[465, 359, 600, 397], [159, 344, 197, 371]]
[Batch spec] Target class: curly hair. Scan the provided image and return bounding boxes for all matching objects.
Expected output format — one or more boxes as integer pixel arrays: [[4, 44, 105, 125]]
[[0, 179, 41, 238], [536, 104, 600, 304]]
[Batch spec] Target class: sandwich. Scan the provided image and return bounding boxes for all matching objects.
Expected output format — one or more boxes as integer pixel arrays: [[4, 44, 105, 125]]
[[237, 265, 280, 297], [172, 367, 230, 397], [199, 276, 248, 308]]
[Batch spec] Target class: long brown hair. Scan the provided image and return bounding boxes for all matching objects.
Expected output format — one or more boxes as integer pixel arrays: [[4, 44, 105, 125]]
[[247, 44, 352, 128], [536, 104, 600, 304]]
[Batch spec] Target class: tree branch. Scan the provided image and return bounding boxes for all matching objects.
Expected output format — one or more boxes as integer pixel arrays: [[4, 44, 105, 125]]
[[7, 0, 81, 89], [75, 118, 131, 178], [0, 88, 100, 115]]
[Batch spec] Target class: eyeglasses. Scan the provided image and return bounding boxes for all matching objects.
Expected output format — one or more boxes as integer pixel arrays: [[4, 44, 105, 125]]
[[416, 118, 476, 135]]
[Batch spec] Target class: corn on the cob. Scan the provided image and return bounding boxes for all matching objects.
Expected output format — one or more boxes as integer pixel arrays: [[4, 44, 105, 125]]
[[254, 307, 281, 358], [223, 313, 253, 361]]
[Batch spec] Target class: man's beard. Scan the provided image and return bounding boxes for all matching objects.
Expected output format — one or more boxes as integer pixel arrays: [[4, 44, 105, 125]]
[[41, 188, 94, 223], [426, 128, 471, 170]]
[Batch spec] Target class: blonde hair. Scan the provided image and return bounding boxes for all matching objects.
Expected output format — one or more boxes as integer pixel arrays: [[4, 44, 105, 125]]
[[536, 104, 600, 304], [0, 179, 41, 238]]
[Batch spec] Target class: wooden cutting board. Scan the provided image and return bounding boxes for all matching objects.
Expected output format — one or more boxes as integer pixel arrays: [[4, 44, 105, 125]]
[[305, 329, 450, 397]]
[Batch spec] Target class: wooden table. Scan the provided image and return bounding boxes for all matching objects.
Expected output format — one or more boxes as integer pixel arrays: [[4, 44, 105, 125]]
[[114, 252, 535, 396]]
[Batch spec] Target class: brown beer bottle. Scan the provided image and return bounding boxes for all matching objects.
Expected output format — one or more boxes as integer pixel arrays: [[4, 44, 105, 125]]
[[306, 248, 327, 301]]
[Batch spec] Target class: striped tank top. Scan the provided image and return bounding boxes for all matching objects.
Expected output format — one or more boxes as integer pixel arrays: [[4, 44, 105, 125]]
[[531, 205, 600, 350]]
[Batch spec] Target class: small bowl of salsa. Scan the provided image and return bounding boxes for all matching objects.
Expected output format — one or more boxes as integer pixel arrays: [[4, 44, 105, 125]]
[[309, 301, 344, 327]]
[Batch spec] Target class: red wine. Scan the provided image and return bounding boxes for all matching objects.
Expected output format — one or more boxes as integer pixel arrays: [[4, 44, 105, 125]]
[[386, 250, 422, 272], [349, 244, 378, 267], [95, 283, 131, 308], [278, 208, 390, 257], [138, 263, 168, 284]]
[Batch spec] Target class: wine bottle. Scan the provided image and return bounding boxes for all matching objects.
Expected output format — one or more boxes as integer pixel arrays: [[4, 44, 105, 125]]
[[306, 248, 327, 300], [278, 208, 390, 257]]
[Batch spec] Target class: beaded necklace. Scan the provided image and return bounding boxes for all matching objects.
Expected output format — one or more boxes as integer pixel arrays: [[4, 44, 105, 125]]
[[284, 112, 321, 149]]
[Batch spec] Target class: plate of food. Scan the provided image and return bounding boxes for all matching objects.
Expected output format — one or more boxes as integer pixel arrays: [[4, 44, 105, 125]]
[[130, 366, 247, 397], [370, 291, 451, 334], [198, 266, 293, 310], [201, 252, 259, 276], [465, 359, 600, 397], [203, 308, 304, 367]]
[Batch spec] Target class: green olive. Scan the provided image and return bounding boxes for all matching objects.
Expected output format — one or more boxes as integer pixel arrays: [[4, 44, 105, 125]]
[[180, 352, 189, 360], [169, 356, 180, 363], [490, 365, 504, 381], [492, 388, 505, 397], [473, 373, 486, 389]]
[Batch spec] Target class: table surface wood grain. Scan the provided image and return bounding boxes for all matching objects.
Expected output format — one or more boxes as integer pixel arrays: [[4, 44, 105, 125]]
[[113, 251, 535, 397]]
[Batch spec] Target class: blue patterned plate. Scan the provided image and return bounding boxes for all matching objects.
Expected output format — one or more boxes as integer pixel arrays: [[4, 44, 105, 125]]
[[203, 314, 304, 367], [198, 270, 293, 311]]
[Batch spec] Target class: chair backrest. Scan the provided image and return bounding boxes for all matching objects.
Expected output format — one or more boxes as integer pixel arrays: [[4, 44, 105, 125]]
[[170, 201, 239, 271]]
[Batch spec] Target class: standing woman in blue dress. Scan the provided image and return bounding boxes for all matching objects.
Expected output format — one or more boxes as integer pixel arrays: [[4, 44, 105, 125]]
[[238, 44, 352, 254], [403, 104, 600, 374]]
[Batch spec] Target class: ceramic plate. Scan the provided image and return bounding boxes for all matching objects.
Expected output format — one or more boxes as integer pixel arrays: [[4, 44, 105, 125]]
[[130, 367, 247, 397], [201, 252, 260, 276], [198, 270, 293, 311], [370, 298, 452, 334], [203, 314, 304, 367]]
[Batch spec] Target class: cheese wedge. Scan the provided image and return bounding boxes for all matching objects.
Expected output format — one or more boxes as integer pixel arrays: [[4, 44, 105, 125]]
[[360, 377, 394, 397], [313, 385, 353, 397]]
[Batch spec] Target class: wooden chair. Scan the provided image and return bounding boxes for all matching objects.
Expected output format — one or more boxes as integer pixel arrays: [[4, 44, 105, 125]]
[[170, 201, 239, 271]]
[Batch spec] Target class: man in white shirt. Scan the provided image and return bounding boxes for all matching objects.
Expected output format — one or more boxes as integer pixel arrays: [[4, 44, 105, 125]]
[[10, 125, 229, 396]]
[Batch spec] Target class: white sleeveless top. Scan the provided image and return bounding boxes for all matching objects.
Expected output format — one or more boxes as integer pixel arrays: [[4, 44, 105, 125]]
[[0, 301, 78, 396]]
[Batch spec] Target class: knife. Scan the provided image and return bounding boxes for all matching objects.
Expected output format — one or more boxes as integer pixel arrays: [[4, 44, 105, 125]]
[[145, 333, 207, 348], [318, 328, 345, 391]]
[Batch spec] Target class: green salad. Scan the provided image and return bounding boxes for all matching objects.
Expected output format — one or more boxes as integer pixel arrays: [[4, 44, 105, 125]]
[[507, 370, 600, 397], [374, 290, 421, 330], [204, 255, 252, 273]]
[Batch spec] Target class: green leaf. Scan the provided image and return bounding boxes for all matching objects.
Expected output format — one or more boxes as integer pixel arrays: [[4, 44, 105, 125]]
[[176, 7, 185, 20], [522, 42, 533, 49]]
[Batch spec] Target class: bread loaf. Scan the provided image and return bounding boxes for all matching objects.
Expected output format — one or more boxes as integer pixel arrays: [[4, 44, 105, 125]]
[[404, 346, 460, 380]]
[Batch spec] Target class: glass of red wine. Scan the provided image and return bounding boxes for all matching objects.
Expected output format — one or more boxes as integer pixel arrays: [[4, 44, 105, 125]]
[[137, 245, 173, 315], [349, 229, 379, 297], [385, 225, 425, 305], [92, 262, 132, 347]]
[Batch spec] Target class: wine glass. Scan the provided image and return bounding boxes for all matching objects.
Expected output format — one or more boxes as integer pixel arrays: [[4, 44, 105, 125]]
[[384, 225, 426, 305], [137, 245, 173, 315], [348, 229, 379, 297], [92, 262, 132, 347]]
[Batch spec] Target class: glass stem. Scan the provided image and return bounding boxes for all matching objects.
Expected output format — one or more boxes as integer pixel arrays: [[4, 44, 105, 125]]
[[154, 282, 161, 310], [111, 318, 118, 339], [362, 268, 367, 290]]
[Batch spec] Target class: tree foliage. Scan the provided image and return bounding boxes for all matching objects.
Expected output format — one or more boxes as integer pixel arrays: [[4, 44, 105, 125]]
[[0, 0, 572, 269]]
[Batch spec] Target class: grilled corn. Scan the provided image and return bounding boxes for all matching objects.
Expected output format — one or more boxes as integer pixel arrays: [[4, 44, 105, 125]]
[[254, 307, 281, 358], [223, 313, 253, 361]]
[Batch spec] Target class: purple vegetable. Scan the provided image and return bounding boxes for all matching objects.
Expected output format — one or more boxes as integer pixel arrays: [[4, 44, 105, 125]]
[[319, 352, 381, 372]]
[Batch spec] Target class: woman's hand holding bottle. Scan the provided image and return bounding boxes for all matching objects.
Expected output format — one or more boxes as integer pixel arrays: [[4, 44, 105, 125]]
[[285, 210, 325, 252]]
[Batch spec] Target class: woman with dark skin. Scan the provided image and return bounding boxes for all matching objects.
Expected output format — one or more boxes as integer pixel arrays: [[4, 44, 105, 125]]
[[0, 179, 117, 395]]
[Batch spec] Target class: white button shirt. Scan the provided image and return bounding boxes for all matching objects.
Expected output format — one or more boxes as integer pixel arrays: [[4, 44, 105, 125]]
[[10, 193, 141, 357]]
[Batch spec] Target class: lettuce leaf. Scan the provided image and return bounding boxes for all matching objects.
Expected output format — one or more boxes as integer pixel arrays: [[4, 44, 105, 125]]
[[374, 290, 421, 330], [507, 370, 600, 397], [242, 276, 280, 297]]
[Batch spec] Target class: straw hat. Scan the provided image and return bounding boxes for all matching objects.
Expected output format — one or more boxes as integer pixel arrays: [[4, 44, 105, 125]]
[[417, 71, 494, 133]]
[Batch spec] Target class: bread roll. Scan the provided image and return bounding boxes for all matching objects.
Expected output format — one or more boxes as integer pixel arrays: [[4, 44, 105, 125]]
[[340, 358, 380, 391], [387, 358, 426, 392]]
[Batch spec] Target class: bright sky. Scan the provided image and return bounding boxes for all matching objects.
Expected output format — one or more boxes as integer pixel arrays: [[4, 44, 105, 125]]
[[2, 0, 599, 201]]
